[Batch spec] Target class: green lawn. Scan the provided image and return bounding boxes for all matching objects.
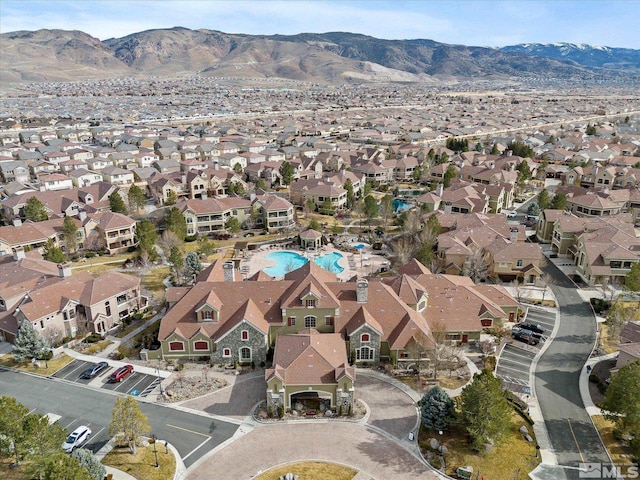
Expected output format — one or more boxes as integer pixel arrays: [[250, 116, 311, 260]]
[[102, 443, 175, 480]]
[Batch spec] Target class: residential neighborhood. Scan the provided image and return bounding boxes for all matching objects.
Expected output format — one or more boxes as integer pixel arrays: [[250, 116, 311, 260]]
[[1, 67, 640, 480]]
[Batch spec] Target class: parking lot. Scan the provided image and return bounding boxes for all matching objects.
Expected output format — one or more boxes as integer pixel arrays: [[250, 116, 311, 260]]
[[53, 359, 162, 397], [49, 412, 111, 454], [496, 306, 556, 392]]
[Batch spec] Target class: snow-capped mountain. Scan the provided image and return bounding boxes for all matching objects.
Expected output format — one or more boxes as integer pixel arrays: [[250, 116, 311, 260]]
[[501, 43, 640, 71]]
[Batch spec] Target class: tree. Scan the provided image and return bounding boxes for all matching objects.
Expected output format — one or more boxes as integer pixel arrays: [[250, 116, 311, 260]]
[[158, 230, 183, 256], [305, 198, 316, 214], [233, 162, 243, 174], [460, 368, 512, 451], [225, 216, 241, 234], [586, 123, 597, 135], [13, 320, 50, 362], [490, 143, 500, 155], [308, 218, 320, 231], [196, 237, 217, 257], [506, 141, 535, 158], [379, 195, 394, 230], [602, 359, 640, 458], [419, 386, 455, 432], [108, 193, 128, 214], [127, 184, 147, 213], [255, 178, 268, 191], [625, 263, 640, 292], [606, 298, 638, 336], [24, 197, 49, 222], [545, 135, 556, 144], [344, 178, 355, 208], [135, 219, 159, 262], [527, 202, 541, 217], [70, 449, 105, 480], [164, 207, 187, 241], [318, 197, 336, 216], [474, 142, 483, 152], [42, 238, 66, 263], [62, 216, 79, 254], [443, 165, 457, 188], [279, 161, 295, 186], [537, 189, 551, 210], [549, 192, 567, 210], [0, 395, 31, 466], [109, 396, 150, 454], [363, 181, 372, 196], [462, 250, 490, 284], [363, 195, 378, 226], [516, 160, 532, 185], [184, 251, 203, 279], [165, 190, 177, 206], [43, 453, 93, 480], [412, 164, 423, 182], [168, 246, 185, 284]]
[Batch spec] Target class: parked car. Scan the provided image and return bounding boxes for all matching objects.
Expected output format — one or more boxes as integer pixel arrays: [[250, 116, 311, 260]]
[[109, 365, 134, 383], [519, 322, 545, 334], [507, 210, 517, 218], [62, 425, 91, 453], [80, 361, 109, 379], [512, 327, 539, 346]]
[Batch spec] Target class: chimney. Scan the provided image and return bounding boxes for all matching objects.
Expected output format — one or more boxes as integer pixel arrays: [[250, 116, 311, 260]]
[[12, 216, 22, 227], [444, 202, 452, 214], [78, 209, 86, 221], [57, 262, 71, 278], [436, 183, 444, 197], [356, 278, 368, 303], [181, 173, 187, 184], [13, 246, 26, 261], [223, 261, 235, 282], [510, 227, 519, 243]]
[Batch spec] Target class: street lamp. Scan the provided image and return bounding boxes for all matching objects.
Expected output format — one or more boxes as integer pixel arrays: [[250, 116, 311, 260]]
[[152, 434, 159, 468]]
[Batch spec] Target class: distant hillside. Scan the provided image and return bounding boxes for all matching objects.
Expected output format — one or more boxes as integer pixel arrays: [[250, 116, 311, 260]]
[[1, 27, 638, 84], [501, 43, 640, 71]]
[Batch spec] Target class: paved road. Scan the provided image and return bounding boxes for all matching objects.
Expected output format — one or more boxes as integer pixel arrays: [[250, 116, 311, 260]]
[[0, 369, 238, 468], [534, 260, 610, 480]]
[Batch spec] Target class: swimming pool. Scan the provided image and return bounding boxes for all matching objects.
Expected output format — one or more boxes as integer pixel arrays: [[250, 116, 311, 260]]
[[314, 252, 345, 274], [393, 198, 413, 213], [353, 243, 366, 249]]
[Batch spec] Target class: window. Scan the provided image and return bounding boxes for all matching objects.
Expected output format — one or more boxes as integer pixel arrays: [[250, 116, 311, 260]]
[[306, 299, 315, 308], [481, 319, 493, 327], [241, 330, 249, 341], [40, 320, 44, 329], [361, 333, 370, 342], [203, 310, 212, 321], [417, 301, 426, 311], [325, 316, 334, 326], [356, 347, 374, 361], [222, 348, 231, 357], [194, 341, 209, 351], [105, 301, 111, 317], [287, 316, 296, 326], [304, 316, 316, 328], [240, 347, 251, 361], [516, 260, 523, 268], [169, 341, 184, 351]]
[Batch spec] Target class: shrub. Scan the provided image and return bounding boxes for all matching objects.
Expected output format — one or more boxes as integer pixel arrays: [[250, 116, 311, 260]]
[[590, 298, 611, 314], [185, 235, 198, 242], [85, 252, 96, 258], [85, 333, 101, 343]]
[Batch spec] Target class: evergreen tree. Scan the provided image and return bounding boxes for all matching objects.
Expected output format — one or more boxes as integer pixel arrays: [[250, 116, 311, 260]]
[[44, 452, 93, 480], [506, 141, 535, 158], [625, 263, 640, 292], [318, 197, 336, 215], [109, 193, 128, 214], [460, 368, 512, 451], [344, 179, 355, 208], [586, 123, 597, 135], [602, 359, 640, 458], [443, 165, 457, 188], [71, 449, 106, 480], [109, 396, 150, 454], [516, 160, 532, 184], [490, 144, 500, 155], [225, 216, 241, 233], [233, 163, 243, 174], [127, 184, 147, 213], [13, 320, 51, 362], [168, 246, 184, 284], [165, 190, 177, 206], [184, 251, 203, 279], [24, 197, 49, 222], [135, 219, 159, 261], [527, 203, 541, 217], [419, 386, 455, 431], [62, 216, 79, 254], [550, 192, 567, 210], [308, 218, 320, 231], [164, 207, 187, 241], [364, 195, 378, 225], [363, 181, 373, 196], [537, 189, 551, 210], [196, 237, 216, 257], [43, 238, 66, 263], [279, 161, 295, 186]]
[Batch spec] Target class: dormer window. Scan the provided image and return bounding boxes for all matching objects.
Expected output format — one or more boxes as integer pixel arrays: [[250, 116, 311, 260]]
[[516, 260, 523, 268], [361, 333, 370, 343], [417, 300, 426, 312], [306, 299, 315, 308], [203, 310, 213, 321]]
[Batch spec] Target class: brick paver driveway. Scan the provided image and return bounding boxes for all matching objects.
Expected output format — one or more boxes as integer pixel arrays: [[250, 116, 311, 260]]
[[186, 423, 438, 480], [357, 374, 419, 440]]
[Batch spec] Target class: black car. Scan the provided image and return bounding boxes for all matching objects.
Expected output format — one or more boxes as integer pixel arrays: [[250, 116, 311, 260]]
[[519, 322, 545, 334], [512, 327, 539, 346], [80, 361, 109, 379]]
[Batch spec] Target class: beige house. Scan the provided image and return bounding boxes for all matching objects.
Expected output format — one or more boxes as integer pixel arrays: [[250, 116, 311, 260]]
[[178, 197, 252, 236]]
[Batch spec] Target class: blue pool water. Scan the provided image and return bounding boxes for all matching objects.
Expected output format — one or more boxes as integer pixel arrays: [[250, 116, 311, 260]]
[[353, 243, 366, 249], [315, 252, 345, 274], [393, 198, 412, 213], [263, 251, 345, 276]]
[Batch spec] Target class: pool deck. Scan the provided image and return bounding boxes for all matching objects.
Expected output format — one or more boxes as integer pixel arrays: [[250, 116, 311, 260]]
[[239, 243, 390, 281]]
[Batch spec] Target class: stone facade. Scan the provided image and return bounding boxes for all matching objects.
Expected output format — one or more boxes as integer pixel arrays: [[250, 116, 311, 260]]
[[212, 320, 267, 367], [349, 325, 381, 364]]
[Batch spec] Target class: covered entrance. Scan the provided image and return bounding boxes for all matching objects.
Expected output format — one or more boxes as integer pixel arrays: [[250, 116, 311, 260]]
[[290, 390, 332, 413]]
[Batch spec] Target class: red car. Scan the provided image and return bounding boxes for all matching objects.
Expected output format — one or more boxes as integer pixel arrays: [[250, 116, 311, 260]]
[[109, 365, 134, 382]]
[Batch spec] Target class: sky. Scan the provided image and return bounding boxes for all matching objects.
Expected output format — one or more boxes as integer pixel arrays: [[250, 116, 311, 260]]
[[1, 0, 639, 49]]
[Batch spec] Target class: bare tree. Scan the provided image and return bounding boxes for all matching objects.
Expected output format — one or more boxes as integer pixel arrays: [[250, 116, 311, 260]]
[[403, 332, 432, 391], [428, 321, 464, 383], [510, 279, 525, 305], [462, 250, 490, 283], [158, 230, 183, 255], [537, 273, 555, 304], [202, 365, 210, 386], [606, 298, 637, 337], [137, 249, 152, 270]]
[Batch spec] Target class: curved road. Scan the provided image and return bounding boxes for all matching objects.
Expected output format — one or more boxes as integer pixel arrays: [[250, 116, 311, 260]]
[[534, 260, 610, 480]]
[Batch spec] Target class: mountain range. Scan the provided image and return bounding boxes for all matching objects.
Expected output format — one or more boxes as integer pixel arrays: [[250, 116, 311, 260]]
[[1, 27, 639, 84]]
